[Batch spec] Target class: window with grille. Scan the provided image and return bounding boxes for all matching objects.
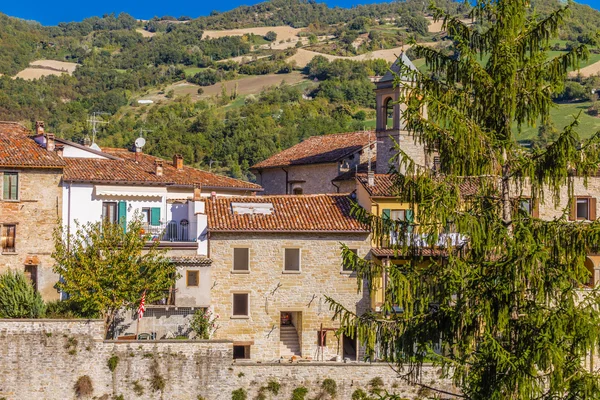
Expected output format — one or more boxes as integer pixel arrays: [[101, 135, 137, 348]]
[[186, 270, 199, 287]]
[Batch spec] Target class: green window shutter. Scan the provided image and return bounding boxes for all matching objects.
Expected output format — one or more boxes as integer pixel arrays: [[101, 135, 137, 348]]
[[150, 207, 161, 226], [118, 201, 127, 233], [382, 209, 391, 219], [2, 174, 8, 200], [406, 209, 414, 233]]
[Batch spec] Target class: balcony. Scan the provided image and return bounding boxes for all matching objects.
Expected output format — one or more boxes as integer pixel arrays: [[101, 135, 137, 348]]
[[142, 220, 196, 243]]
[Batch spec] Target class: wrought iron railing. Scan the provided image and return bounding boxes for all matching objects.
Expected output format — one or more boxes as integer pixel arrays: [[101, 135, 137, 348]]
[[142, 220, 195, 242]]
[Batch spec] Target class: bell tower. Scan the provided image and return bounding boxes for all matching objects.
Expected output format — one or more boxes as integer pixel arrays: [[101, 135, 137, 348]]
[[374, 53, 430, 174]]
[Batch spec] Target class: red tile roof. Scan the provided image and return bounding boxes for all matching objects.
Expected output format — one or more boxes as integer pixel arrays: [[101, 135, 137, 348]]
[[207, 194, 370, 233], [251, 131, 374, 169], [357, 173, 479, 198], [64, 147, 262, 191], [0, 122, 65, 168]]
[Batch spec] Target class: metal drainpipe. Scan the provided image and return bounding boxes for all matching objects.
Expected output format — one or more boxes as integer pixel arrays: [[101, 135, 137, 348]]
[[331, 180, 340, 193], [282, 168, 289, 194], [67, 182, 71, 251]]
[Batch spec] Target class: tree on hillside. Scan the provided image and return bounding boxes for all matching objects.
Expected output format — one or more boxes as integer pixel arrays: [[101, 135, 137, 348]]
[[329, 0, 600, 398], [265, 31, 278, 42], [53, 220, 178, 337]]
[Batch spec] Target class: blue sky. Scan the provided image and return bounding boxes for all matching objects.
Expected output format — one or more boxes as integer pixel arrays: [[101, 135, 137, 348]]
[[2, 0, 600, 26]]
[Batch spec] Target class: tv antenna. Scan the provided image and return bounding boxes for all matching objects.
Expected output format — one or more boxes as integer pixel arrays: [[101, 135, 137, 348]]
[[85, 112, 110, 147]]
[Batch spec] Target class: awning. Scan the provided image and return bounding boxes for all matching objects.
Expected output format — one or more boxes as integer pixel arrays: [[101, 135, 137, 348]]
[[94, 185, 167, 198]]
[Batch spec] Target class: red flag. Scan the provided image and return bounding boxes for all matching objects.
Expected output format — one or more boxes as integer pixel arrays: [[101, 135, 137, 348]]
[[137, 290, 146, 320]]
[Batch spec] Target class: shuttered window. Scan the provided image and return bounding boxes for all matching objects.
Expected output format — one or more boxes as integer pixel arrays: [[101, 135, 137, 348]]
[[150, 207, 161, 226], [2, 172, 18, 200], [186, 270, 199, 287], [1, 224, 16, 253], [233, 248, 249, 271], [570, 197, 597, 221]]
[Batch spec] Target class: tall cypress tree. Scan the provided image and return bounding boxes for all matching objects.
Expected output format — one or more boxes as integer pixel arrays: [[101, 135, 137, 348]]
[[328, 0, 600, 398]]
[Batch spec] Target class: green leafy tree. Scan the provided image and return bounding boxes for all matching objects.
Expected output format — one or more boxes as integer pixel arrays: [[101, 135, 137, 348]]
[[264, 31, 278, 42], [329, 0, 600, 398], [52, 219, 178, 337], [0, 271, 45, 318]]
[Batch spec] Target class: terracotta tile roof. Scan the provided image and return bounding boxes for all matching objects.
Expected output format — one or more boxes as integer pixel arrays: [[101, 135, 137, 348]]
[[356, 173, 400, 197], [357, 173, 480, 198], [207, 194, 370, 233], [169, 256, 212, 266], [0, 122, 65, 168], [370, 247, 449, 258], [64, 147, 262, 191], [251, 131, 374, 169]]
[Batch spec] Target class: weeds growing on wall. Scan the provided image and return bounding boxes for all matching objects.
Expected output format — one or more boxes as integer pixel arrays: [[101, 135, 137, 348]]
[[132, 380, 144, 396], [321, 379, 337, 398], [266, 379, 281, 395], [291, 387, 308, 400], [150, 359, 166, 392], [74, 375, 93, 398], [232, 388, 247, 400], [107, 355, 119, 372]]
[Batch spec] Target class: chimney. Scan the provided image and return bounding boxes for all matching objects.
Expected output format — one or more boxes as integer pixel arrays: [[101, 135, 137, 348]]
[[193, 185, 202, 201], [35, 121, 45, 135], [211, 191, 217, 200], [173, 154, 183, 171], [155, 160, 163, 176], [367, 170, 375, 187], [46, 133, 55, 152]]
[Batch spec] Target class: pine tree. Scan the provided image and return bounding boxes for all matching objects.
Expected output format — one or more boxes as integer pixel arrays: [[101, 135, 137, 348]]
[[328, 0, 600, 398]]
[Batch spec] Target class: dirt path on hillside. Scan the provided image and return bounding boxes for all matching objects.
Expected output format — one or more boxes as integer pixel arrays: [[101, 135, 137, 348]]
[[569, 60, 600, 78]]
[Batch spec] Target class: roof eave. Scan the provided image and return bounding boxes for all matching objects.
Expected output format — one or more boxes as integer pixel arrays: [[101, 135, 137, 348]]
[[208, 229, 370, 234]]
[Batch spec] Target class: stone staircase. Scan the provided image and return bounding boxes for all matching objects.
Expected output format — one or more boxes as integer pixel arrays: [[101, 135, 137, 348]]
[[280, 324, 301, 358]]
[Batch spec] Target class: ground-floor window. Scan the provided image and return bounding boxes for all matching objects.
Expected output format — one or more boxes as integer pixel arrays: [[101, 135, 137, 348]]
[[233, 345, 251, 359]]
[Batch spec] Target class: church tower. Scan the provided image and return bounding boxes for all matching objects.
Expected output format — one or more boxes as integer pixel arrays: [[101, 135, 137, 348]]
[[374, 53, 432, 174]]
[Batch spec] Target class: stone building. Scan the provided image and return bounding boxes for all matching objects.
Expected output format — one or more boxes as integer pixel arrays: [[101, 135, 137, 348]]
[[251, 131, 375, 195], [35, 132, 262, 337], [0, 121, 65, 300], [206, 194, 372, 361]]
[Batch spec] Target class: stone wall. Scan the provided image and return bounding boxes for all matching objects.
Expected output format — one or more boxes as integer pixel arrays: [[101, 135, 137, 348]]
[[209, 232, 372, 361], [0, 168, 63, 300], [0, 319, 458, 400]]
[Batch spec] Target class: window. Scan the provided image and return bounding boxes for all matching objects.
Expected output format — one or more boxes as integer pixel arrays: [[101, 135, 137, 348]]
[[141, 207, 161, 226], [577, 198, 590, 220], [186, 270, 199, 287], [233, 345, 251, 359], [390, 210, 405, 221], [1, 224, 16, 253], [520, 199, 532, 214], [102, 202, 118, 223], [284, 248, 301, 272], [2, 172, 18, 200], [232, 293, 249, 317], [233, 248, 249, 272], [342, 249, 358, 272]]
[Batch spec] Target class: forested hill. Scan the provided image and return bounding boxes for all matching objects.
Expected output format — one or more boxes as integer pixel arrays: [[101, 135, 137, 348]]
[[0, 0, 599, 181]]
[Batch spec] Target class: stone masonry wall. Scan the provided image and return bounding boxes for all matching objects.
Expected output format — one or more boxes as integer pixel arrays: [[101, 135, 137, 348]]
[[0, 168, 63, 300], [0, 319, 458, 400], [209, 232, 372, 361]]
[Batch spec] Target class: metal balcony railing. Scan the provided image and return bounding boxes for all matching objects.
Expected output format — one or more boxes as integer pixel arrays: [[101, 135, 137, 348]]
[[142, 220, 195, 242]]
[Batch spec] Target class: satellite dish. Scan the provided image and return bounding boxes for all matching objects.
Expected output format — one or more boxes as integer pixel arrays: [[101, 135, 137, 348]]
[[135, 137, 146, 148]]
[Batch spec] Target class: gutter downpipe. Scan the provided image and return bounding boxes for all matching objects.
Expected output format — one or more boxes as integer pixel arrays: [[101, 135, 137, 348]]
[[282, 167, 289, 195], [67, 182, 72, 251], [331, 180, 340, 193]]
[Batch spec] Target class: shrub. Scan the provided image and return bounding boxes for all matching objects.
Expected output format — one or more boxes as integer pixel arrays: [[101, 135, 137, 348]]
[[232, 388, 247, 400], [132, 381, 144, 395], [266, 379, 281, 394], [197, 88, 205, 95], [265, 31, 278, 42], [291, 387, 308, 400], [0, 271, 45, 318], [352, 389, 369, 400], [45, 299, 99, 319], [368, 377, 384, 394], [150, 360, 166, 392], [190, 308, 219, 339], [322, 379, 337, 398], [74, 375, 93, 398], [107, 355, 119, 372], [588, 101, 600, 117]]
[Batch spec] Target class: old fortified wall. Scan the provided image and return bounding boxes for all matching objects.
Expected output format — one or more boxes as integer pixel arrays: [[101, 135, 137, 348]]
[[0, 320, 457, 400]]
